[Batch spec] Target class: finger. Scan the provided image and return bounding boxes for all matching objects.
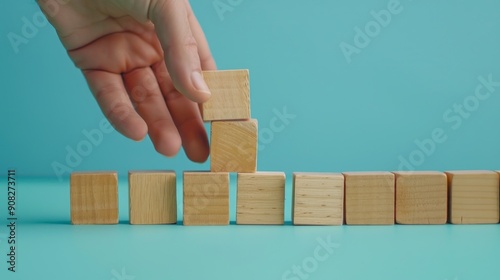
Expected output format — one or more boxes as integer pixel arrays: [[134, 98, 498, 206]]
[[153, 62, 209, 163], [184, 0, 217, 70], [148, 0, 211, 103], [83, 70, 147, 141], [122, 67, 182, 157]]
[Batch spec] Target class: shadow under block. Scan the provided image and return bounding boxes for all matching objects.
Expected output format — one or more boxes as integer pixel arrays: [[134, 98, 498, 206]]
[[202, 70, 250, 121], [394, 171, 447, 224], [210, 119, 257, 173], [183, 172, 230, 225], [70, 172, 118, 224], [343, 172, 395, 225], [129, 171, 177, 225], [236, 172, 285, 225], [292, 173, 344, 225], [446, 170, 499, 224]]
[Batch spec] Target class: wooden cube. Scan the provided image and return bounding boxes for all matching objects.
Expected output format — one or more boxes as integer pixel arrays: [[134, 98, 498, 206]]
[[292, 173, 344, 225], [183, 172, 230, 225], [237, 172, 285, 225], [446, 170, 499, 224], [70, 172, 118, 224], [210, 119, 257, 173], [129, 171, 177, 225], [202, 70, 250, 121], [344, 172, 395, 225], [394, 171, 447, 224]]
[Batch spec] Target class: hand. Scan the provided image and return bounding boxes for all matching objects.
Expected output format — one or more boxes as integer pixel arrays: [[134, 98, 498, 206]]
[[37, 0, 215, 162]]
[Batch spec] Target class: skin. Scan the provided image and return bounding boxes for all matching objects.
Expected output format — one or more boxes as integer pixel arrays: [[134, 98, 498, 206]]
[[37, 0, 216, 162]]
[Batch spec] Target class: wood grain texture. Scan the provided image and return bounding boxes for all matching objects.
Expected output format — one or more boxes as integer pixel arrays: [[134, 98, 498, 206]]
[[292, 173, 344, 225], [70, 172, 118, 225], [129, 171, 177, 225], [236, 172, 285, 225], [210, 119, 257, 173], [183, 172, 230, 226], [202, 70, 250, 121], [394, 171, 447, 224], [446, 170, 499, 224], [343, 172, 395, 225]]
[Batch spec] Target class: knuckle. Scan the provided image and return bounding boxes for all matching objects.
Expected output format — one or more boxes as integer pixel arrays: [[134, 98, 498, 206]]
[[129, 84, 155, 104], [163, 88, 184, 101], [106, 102, 131, 122], [128, 76, 159, 104], [94, 84, 123, 100], [164, 35, 198, 57]]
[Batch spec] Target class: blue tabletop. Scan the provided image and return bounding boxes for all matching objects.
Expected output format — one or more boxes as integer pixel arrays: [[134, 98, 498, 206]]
[[0, 177, 498, 280]]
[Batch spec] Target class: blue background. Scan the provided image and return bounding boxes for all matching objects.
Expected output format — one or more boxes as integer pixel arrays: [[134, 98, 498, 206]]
[[1, 0, 500, 279], [2, 0, 500, 177]]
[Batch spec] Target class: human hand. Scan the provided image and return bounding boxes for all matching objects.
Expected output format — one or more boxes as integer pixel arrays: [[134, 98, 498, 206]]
[[37, 0, 215, 162]]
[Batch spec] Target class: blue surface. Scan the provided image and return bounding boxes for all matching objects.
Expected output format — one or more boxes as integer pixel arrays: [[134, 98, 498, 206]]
[[2, 0, 500, 178], [0, 177, 499, 280]]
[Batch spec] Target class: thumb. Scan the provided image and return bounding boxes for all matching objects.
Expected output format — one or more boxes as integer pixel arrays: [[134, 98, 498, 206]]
[[116, 0, 212, 103], [147, 0, 211, 103]]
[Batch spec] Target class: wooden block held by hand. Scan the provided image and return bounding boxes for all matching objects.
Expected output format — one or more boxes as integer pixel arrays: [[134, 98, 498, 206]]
[[70, 172, 118, 224], [344, 172, 395, 225], [237, 172, 285, 225], [210, 119, 257, 173], [394, 171, 447, 224], [202, 70, 250, 121], [129, 171, 177, 225], [292, 173, 344, 225], [446, 170, 499, 224], [183, 172, 230, 226]]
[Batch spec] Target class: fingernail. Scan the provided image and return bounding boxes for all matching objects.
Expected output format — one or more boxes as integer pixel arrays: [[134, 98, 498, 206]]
[[191, 71, 211, 96]]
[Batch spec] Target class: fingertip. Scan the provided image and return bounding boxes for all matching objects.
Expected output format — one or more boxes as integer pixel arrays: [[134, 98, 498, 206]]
[[122, 117, 148, 142], [153, 130, 182, 158], [190, 71, 211, 103], [187, 144, 209, 163], [184, 130, 209, 163]]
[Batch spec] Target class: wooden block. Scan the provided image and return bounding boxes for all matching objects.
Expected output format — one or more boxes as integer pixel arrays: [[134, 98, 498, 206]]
[[236, 172, 285, 225], [343, 172, 395, 225], [292, 173, 344, 225], [394, 171, 447, 224], [446, 170, 499, 224], [183, 172, 229, 225], [129, 171, 177, 225], [210, 119, 257, 173], [202, 69, 250, 121], [70, 172, 118, 224]]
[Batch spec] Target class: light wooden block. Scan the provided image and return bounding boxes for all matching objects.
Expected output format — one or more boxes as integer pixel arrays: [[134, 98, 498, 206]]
[[394, 171, 447, 224], [344, 172, 395, 225], [183, 172, 229, 225], [129, 171, 177, 225], [237, 172, 285, 225], [202, 69, 250, 121], [292, 173, 344, 225], [210, 119, 257, 173], [446, 170, 499, 224], [70, 172, 118, 224]]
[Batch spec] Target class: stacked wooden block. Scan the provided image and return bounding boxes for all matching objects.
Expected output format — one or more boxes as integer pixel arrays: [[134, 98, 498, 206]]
[[69, 70, 500, 226], [202, 70, 257, 173]]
